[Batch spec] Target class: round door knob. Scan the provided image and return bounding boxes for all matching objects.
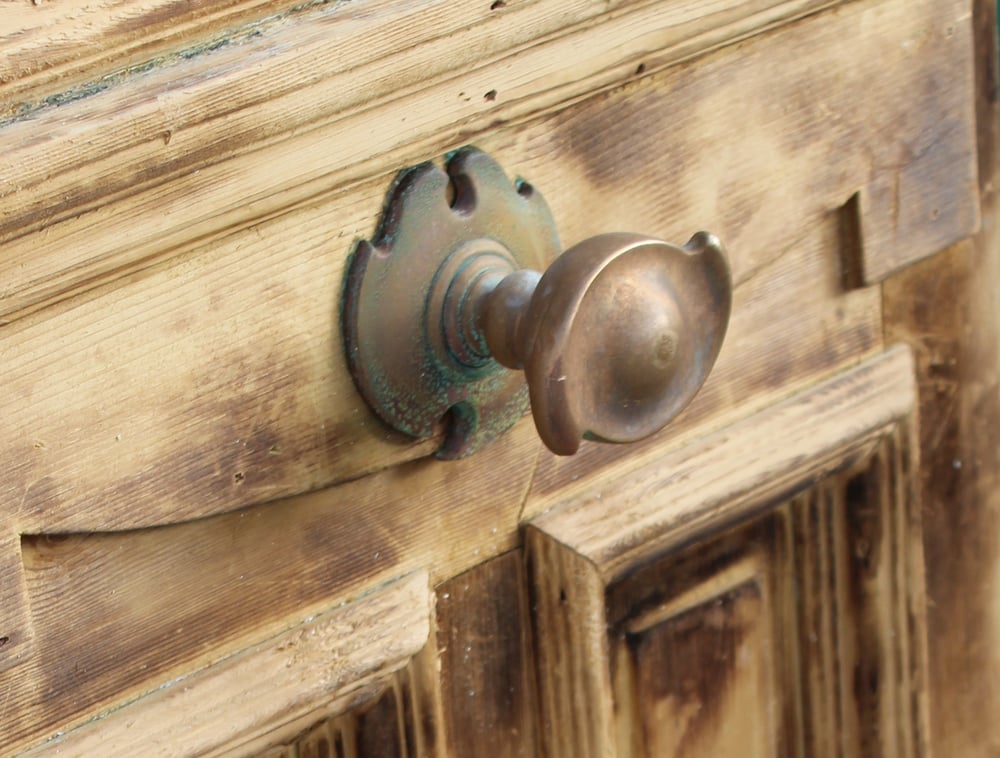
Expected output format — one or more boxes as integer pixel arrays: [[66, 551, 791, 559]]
[[342, 148, 732, 458], [476, 231, 730, 454]]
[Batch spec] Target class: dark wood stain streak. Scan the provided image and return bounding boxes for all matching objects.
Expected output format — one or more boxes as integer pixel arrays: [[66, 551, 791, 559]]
[[6, 341, 310, 531], [354, 686, 404, 758], [394, 673, 416, 757], [285, 676, 421, 758], [108, 0, 235, 38], [436, 552, 538, 758], [628, 580, 763, 755], [560, 70, 697, 205], [842, 459, 888, 754], [793, 488, 836, 755]]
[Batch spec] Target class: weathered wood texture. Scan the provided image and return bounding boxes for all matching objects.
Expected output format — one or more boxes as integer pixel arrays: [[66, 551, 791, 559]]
[[882, 3, 1000, 751], [4, 0, 969, 539], [289, 683, 417, 758], [505, 0, 974, 505], [0, 0, 304, 115], [276, 551, 540, 758], [789, 445, 926, 757], [19, 571, 431, 757], [527, 346, 917, 567], [1, 0, 840, 124], [527, 348, 928, 757], [0, 424, 538, 754], [1, 0, 919, 698], [434, 553, 538, 758], [0, 0, 980, 752], [275, 647, 442, 758], [0, 0, 843, 323], [0, 535, 31, 675]]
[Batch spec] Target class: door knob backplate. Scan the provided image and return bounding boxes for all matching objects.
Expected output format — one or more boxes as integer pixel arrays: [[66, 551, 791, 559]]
[[342, 147, 731, 458], [342, 148, 561, 458]]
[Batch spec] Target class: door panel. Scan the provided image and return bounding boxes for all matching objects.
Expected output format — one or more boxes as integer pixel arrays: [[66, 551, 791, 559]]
[[526, 347, 927, 758], [276, 554, 540, 758], [610, 515, 792, 758]]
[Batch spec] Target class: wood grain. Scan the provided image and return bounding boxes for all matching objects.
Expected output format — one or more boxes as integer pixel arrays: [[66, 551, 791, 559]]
[[435, 553, 538, 758], [2, 0, 825, 120], [0, 0, 980, 752], [609, 512, 796, 757], [0, 532, 32, 674], [527, 347, 916, 578], [19, 570, 431, 757], [526, 349, 928, 757], [848, 7, 980, 284], [0, 0, 302, 114], [2, 0, 971, 328], [286, 675, 420, 758], [0, 422, 539, 754], [273, 603, 449, 758], [792, 437, 927, 757], [6, 0, 961, 536], [505, 0, 973, 500], [880, 3, 1000, 753], [0, 0, 843, 324], [2, 0, 922, 688], [277, 551, 541, 758]]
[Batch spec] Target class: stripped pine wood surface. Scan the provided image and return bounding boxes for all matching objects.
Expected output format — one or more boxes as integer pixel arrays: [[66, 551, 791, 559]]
[[0, 422, 539, 753], [0, 0, 992, 754], [19, 571, 431, 757], [0, 0, 846, 322], [1, 0, 972, 540], [1, 0, 839, 124], [2, 0, 919, 718]]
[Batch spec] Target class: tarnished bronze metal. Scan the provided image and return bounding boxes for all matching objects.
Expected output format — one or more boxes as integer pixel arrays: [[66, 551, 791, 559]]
[[342, 148, 560, 458], [342, 147, 732, 458]]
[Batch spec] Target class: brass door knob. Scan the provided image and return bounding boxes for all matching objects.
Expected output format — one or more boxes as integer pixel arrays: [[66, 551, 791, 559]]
[[342, 148, 732, 458], [477, 231, 729, 454]]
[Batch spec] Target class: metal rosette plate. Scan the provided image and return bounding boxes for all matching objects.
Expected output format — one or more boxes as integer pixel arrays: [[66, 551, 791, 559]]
[[342, 147, 561, 458]]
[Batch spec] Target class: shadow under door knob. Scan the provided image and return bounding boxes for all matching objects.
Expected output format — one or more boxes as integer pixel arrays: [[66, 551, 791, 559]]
[[342, 148, 732, 458]]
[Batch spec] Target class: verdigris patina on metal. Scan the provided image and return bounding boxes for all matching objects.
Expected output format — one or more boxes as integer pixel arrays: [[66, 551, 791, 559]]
[[342, 148, 560, 458], [343, 147, 733, 458]]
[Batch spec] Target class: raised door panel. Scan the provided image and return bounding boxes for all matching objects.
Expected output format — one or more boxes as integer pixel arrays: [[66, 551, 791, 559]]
[[610, 513, 793, 757], [526, 347, 928, 758]]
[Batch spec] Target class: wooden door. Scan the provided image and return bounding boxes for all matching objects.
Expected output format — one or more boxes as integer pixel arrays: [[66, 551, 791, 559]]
[[1, 0, 997, 756]]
